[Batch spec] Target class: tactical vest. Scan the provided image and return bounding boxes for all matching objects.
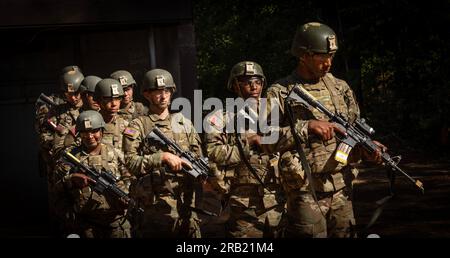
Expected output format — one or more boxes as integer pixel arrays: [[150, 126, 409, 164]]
[[68, 144, 125, 216], [134, 113, 195, 198], [102, 115, 128, 162], [119, 101, 149, 122]]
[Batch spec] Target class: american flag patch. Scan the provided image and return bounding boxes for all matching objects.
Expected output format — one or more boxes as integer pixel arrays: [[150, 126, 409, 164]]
[[123, 127, 138, 138]]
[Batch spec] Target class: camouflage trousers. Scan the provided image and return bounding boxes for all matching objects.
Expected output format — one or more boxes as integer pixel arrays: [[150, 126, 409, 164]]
[[226, 185, 285, 238], [132, 195, 201, 238], [284, 187, 356, 238]]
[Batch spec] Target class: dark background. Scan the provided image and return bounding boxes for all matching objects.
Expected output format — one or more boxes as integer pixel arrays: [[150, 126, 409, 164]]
[[0, 0, 448, 237]]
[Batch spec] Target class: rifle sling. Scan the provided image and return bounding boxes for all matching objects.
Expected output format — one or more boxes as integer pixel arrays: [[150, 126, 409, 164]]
[[233, 113, 267, 190], [284, 97, 325, 218]]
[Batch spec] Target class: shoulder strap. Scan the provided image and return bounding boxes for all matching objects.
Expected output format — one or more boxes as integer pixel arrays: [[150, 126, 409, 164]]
[[233, 113, 267, 189], [321, 74, 341, 113], [284, 93, 325, 218]]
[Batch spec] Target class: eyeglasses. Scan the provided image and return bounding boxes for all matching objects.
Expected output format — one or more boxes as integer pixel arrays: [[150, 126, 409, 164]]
[[237, 77, 263, 87]]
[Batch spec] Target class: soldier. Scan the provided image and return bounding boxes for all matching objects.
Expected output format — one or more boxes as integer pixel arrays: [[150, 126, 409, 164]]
[[123, 68, 202, 238], [35, 65, 82, 173], [266, 22, 385, 238], [54, 110, 131, 238], [110, 70, 148, 122], [47, 68, 85, 154], [39, 66, 84, 234], [80, 75, 102, 111], [94, 78, 132, 187], [204, 61, 285, 238]]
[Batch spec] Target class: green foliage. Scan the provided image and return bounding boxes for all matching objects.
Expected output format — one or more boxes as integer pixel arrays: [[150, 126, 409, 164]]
[[193, 0, 450, 151]]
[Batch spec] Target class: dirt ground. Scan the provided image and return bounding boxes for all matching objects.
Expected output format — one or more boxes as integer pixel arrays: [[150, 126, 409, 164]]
[[353, 157, 450, 238], [199, 151, 450, 238]]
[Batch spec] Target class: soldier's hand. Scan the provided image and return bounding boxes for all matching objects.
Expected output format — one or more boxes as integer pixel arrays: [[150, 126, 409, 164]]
[[70, 173, 95, 188], [246, 133, 261, 147], [362, 140, 387, 165], [162, 152, 193, 172], [308, 120, 346, 141]]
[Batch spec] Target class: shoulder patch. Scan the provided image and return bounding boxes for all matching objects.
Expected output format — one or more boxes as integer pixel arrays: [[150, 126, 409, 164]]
[[123, 127, 139, 139]]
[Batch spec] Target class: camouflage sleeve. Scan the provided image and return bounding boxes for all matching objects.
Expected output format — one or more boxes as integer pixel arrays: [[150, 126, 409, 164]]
[[35, 105, 50, 134], [265, 83, 310, 148], [52, 126, 75, 157], [53, 155, 75, 192], [123, 118, 163, 177], [266, 84, 287, 124], [205, 131, 248, 166], [203, 111, 250, 166]]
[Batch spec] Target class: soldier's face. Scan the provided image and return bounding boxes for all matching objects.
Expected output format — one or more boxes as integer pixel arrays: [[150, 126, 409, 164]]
[[100, 97, 121, 114], [80, 129, 102, 150], [304, 52, 334, 79], [122, 86, 133, 105], [64, 91, 82, 106], [234, 76, 263, 99], [83, 92, 100, 111], [143, 89, 172, 111]]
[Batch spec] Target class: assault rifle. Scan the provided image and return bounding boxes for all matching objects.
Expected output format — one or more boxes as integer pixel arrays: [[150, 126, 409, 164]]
[[62, 151, 144, 213], [36, 93, 58, 108], [288, 84, 424, 193], [37, 93, 76, 137], [146, 127, 211, 179]]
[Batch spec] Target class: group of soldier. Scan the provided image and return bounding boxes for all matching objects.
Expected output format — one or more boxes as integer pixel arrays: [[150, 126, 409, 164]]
[[34, 22, 386, 238]]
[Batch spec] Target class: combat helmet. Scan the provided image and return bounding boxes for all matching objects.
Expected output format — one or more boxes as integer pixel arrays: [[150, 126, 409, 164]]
[[291, 22, 338, 57], [94, 78, 124, 99], [227, 61, 266, 91], [76, 110, 105, 132], [141, 69, 176, 93], [80, 75, 102, 93], [61, 65, 82, 75], [60, 69, 85, 93], [110, 70, 137, 88]]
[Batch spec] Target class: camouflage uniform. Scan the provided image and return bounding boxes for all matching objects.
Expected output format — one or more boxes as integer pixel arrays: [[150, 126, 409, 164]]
[[54, 143, 131, 238], [266, 71, 361, 238], [123, 112, 203, 238], [205, 109, 285, 238], [118, 101, 148, 122], [50, 102, 83, 156], [35, 94, 67, 177], [102, 114, 132, 189], [111, 70, 149, 122]]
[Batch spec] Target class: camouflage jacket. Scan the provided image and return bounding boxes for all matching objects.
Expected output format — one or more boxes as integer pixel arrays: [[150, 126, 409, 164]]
[[40, 101, 82, 158], [204, 109, 280, 195], [54, 143, 130, 223], [123, 112, 202, 217], [119, 101, 148, 122], [266, 71, 361, 192]]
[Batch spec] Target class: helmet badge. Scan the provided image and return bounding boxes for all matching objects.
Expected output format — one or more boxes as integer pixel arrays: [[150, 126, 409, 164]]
[[119, 76, 128, 86], [245, 62, 255, 75], [328, 35, 338, 52], [111, 84, 120, 95], [67, 83, 74, 92], [84, 119, 92, 129], [156, 75, 166, 87]]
